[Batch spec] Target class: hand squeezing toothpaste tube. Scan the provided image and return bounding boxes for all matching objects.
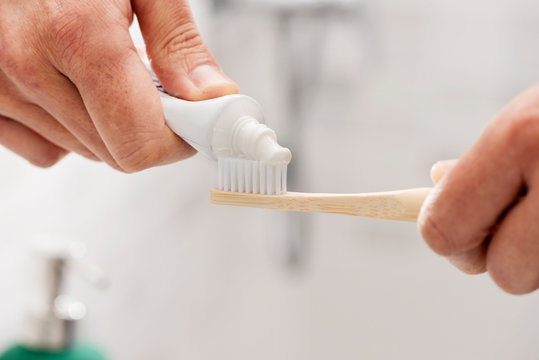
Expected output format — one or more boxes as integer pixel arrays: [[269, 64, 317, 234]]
[[146, 62, 291, 195]]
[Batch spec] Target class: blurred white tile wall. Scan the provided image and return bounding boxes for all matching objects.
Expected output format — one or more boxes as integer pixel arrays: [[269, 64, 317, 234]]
[[1, 0, 539, 359]]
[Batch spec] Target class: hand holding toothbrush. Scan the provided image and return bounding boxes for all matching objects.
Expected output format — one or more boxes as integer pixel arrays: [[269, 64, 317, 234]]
[[209, 85, 539, 295], [419, 85, 539, 295], [0, 0, 238, 171]]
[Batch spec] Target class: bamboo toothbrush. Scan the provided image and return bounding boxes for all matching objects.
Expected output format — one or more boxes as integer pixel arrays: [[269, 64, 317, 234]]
[[210, 187, 433, 222], [145, 57, 428, 216]]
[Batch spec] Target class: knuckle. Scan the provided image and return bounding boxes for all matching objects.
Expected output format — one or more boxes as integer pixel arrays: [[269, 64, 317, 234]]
[[164, 24, 203, 53], [31, 148, 66, 168], [113, 134, 165, 173], [0, 38, 16, 71], [0, 37, 37, 86], [490, 272, 538, 295], [47, 6, 92, 69], [500, 93, 539, 155], [505, 113, 539, 151], [487, 254, 539, 295], [448, 250, 487, 275], [0, 10, 43, 84], [0, 22, 52, 95], [418, 209, 456, 255], [0, 16, 17, 71], [0, 53, 42, 95], [74, 145, 99, 161], [152, 23, 209, 66]]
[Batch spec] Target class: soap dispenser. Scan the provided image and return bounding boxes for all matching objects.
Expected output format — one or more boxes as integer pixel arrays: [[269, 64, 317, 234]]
[[0, 242, 107, 360]]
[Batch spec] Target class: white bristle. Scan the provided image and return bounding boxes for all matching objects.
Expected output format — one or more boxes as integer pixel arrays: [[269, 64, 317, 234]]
[[223, 159, 230, 192], [259, 162, 266, 195], [276, 165, 282, 194], [217, 158, 287, 195], [230, 160, 237, 192], [282, 164, 287, 193], [266, 165, 273, 195], [237, 161, 244, 193], [252, 161, 259, 194], [217, 159, 225, 190], [244, 161, 251, 194]]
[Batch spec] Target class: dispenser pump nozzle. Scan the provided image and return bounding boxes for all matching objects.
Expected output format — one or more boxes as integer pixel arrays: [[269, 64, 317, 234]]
[[25, 241, 107, 352]]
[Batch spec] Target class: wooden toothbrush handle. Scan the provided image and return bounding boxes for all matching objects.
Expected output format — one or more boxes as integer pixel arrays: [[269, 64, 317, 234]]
[[210, 187, 433, 222]]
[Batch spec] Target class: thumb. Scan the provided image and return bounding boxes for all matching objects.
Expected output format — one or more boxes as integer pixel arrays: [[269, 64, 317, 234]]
[[430, 159, 458, 184], [133, 0, 239, 100]]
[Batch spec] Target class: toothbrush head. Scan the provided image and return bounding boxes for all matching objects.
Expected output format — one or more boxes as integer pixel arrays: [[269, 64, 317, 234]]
[[217, 158, 288, 195], [217, 120, 291, 195]]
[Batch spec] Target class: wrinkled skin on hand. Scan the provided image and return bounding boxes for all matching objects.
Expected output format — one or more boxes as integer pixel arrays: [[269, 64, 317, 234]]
[[419, 85, 539, 295], [0, 0, 238, 171]]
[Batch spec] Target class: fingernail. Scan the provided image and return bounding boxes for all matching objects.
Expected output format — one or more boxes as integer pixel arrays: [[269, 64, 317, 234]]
[[190, 65, 233, 88], [430, 161, 446, 184], [430, 159, 458, 184], [433, 159, 457, 171], [430, 161, 443, 173], [189, 65, 238, 98]]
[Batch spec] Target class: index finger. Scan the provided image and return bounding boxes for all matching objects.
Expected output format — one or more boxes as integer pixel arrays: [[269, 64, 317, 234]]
[[56, 23, 194, 172]]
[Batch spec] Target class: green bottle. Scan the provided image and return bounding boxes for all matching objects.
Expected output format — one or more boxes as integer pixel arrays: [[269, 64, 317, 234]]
[[0, 344, 105, 360], [0, 242, 107, 360]]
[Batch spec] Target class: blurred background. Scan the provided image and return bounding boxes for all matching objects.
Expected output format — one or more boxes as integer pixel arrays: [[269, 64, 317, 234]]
[[1, 0, 539, 359]]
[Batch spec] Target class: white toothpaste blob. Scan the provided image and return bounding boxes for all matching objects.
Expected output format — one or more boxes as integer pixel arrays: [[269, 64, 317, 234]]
[[231, 116, 292, 163], [255, 135, 292, 163]]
